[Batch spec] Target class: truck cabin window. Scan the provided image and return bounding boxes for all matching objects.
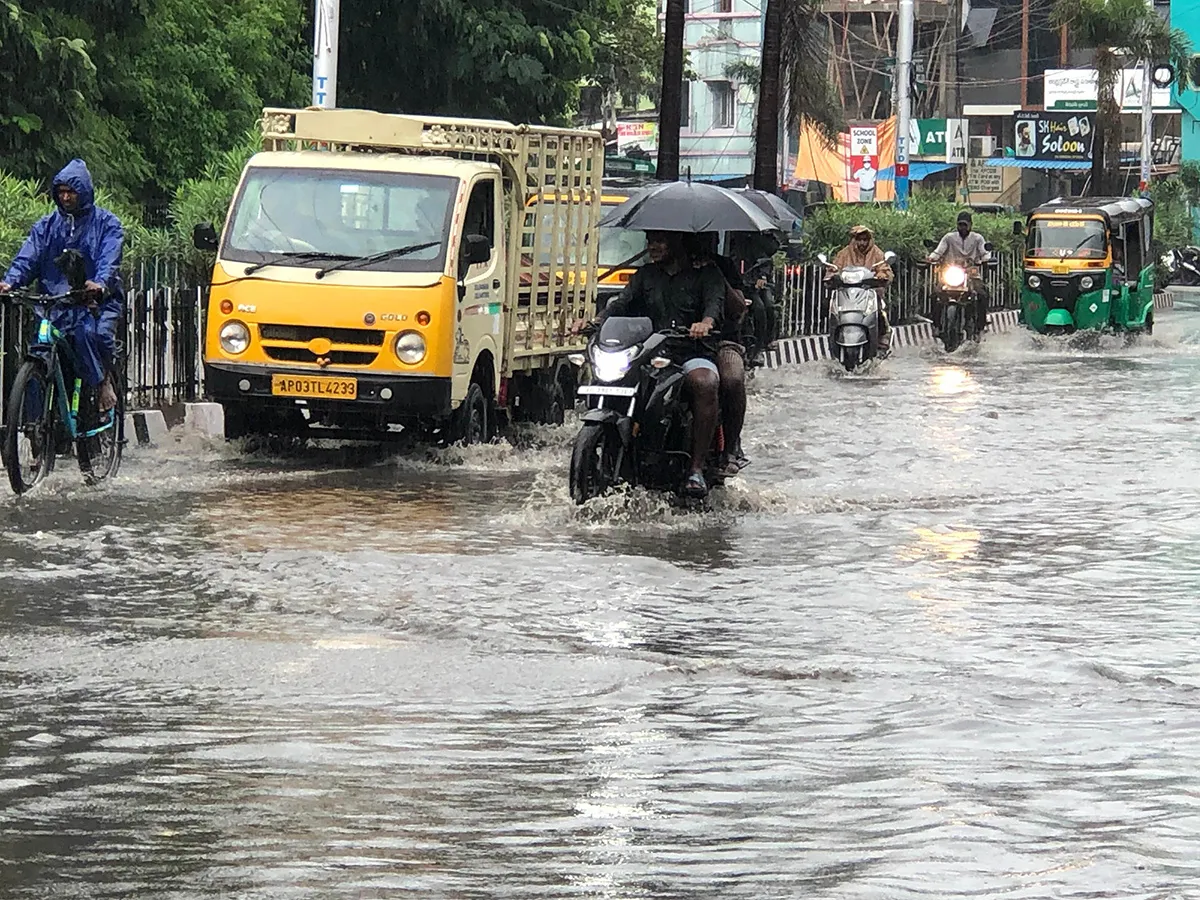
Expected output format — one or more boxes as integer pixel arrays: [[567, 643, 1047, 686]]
[[224, 168, 457, 271]]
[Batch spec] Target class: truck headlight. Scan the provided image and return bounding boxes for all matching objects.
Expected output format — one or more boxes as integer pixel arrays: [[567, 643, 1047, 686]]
[[219, 320, 250, 355], [394, 330, 426, 364]]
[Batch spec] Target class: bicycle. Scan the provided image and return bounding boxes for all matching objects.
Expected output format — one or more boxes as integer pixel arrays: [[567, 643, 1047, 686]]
[[1, 288, 124, 494]]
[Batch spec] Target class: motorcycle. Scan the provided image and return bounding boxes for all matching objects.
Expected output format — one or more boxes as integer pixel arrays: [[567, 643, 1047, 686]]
[[1164, 246, 1200, 286], [819, 250, 897, 371], [568, 317, 725, 504], [740, 256, 779, 369], [923, 241, 994, 353]]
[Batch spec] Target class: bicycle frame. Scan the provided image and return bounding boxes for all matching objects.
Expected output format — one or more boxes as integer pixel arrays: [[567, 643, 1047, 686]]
[[26, 312, 114, 442]]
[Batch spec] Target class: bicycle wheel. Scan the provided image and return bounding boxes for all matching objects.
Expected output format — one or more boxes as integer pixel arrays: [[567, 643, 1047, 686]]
[[76, 366, 124, 485], [3, 360, 56, 494]]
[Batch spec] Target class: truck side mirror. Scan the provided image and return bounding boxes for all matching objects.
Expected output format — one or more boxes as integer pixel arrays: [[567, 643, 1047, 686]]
[[1012, 221, 1024, 237], [193, 222, 218, 252], [461, 234, 491, 271]]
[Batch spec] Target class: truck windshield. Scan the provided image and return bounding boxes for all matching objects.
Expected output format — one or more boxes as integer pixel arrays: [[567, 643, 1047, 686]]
[[1027, 218, 1107, 260], [598, 225, 647, 268], [224, 168, 457, 272]]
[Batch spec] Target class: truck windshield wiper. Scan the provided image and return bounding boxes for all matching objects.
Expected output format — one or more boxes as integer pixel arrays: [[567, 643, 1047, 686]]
[[244, 251, 355, 276], [314, 242, 441, 279]]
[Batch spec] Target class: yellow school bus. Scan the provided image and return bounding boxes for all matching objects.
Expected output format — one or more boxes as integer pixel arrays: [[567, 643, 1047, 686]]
[[195, 107, 604, 441]]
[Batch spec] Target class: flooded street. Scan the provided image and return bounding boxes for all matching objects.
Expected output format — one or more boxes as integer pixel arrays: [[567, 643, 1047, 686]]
[[5, 300, 1200, 898]]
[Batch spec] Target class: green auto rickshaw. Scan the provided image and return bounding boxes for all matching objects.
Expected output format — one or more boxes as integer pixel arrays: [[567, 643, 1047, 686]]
[[1016, 197, 1155, 335]]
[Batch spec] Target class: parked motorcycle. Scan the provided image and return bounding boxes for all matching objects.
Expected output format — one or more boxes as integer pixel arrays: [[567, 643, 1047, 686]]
[[819, 250, 897, 370], [568, 317, 725, 504], [1164, 246, 1200, 286]]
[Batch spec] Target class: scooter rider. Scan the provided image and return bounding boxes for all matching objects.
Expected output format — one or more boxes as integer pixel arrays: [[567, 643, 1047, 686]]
[[826, 224, 894, 355], [928, 211, 991, 337], [586, 230, 726, 498]]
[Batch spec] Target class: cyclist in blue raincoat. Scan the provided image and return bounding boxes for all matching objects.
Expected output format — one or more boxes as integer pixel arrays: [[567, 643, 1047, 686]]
[[0, 159, 124, 413]]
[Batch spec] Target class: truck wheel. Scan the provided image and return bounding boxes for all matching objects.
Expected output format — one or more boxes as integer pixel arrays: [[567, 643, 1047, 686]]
[[223, 403, 249, 440], [454, 383, 489, 445]]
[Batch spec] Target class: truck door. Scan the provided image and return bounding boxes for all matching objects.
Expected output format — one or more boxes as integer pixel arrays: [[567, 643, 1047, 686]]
[[455, 177, 504, 403]]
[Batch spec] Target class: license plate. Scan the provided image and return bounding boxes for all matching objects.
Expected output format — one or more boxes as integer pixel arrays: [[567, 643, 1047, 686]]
[[271, 375, 358, 400], [578, 385, 637, 397]]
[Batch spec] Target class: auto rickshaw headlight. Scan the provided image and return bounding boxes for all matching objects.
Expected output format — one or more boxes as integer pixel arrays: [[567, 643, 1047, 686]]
[[394, 330, 427, 364], [1080, 275, 1094, 290], [1027, 274, 1042, 289], [219, 320, 250, 355]]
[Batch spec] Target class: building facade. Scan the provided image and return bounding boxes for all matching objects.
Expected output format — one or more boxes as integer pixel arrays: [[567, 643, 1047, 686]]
[[1172, 0, 1200, 164], [675, 0, 762, 182]]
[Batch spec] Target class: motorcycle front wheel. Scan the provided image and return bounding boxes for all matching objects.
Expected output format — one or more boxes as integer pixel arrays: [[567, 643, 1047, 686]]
[[941, 304, 964, 352], [569, 423, 620, 504]]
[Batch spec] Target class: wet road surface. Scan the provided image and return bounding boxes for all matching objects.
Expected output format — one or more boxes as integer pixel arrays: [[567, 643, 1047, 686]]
[[4, 297, 1200, 898]]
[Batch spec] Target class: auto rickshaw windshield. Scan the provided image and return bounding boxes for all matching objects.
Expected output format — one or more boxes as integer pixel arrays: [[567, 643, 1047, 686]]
[[1026, 217, 1107, 260]]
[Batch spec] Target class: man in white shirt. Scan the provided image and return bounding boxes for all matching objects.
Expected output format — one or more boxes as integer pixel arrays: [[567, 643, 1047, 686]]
[[928, 211, 991, 336], [855, 161, 877, 202]]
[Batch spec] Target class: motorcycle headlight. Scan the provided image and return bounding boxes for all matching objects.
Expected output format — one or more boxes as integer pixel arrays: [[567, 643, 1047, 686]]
[[1027, 274, 1042, 289], [394, 330, 426, 364], [591, 345, 638, 383], [1080, 276, 1094, 290], [942, 265, 967, 288], [219, 320, 250, 355]]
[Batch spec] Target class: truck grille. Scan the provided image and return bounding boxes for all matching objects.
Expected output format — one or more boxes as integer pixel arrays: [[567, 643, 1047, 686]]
[[264, 347, 379, 366], [259, 324, 384, 347]]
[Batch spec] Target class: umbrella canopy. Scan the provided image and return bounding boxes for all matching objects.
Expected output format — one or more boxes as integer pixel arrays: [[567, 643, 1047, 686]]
[[734, 188, 801, 232], [596, 181, 777, 233]]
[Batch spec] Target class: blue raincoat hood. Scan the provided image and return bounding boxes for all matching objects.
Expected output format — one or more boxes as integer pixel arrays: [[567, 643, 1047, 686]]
[[52, 158, 96, 216]]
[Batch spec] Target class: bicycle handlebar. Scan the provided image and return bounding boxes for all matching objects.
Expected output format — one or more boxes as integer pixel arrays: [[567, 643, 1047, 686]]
[[3, 288, 88, 307]]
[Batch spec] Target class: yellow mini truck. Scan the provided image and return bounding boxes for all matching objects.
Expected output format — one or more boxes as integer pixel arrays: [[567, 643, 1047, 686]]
[[193, 107, 604, 441]]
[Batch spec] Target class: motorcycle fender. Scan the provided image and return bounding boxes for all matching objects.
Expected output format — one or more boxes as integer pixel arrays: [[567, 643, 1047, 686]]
[[582, 407, 621, 426], [1044, 308, 1074, 327]]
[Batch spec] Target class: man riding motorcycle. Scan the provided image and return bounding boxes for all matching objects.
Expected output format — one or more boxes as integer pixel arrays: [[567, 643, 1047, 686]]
[[0, 159, 124, 415], [826, 224, 894, 355], [927, 211, 991, 338], [587, 230, 725, 498]]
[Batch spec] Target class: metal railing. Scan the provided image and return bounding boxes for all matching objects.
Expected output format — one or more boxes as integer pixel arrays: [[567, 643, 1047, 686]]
[[777, 251, 1022, 338], [0, 260, 207, 422]]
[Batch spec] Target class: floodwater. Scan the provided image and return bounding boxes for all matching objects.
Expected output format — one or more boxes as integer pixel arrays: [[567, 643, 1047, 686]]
[[4, 296, 1200, 898]]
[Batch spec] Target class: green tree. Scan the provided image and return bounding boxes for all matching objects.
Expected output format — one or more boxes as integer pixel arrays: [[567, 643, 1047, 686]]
[[339, 0, 619, 124], [1053, 0, 1192, 195], [592, 0, 662, 110], [754, 0, 844, 193]]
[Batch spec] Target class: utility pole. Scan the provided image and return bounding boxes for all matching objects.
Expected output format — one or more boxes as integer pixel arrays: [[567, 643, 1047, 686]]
[[895, 0, 914, 210], [1019, 0, 1030, 108], [658, 0, 686, 182], [312, 0, 339, 108], [1139, 0, 1155, 193]]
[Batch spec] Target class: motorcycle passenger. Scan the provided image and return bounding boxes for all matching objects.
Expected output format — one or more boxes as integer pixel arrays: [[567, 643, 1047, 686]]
[[0, 159, 124, 416], [826, 224, 894, 355], [928, 211, 991, 337], [684, 232, 749, 477], [727, 231, 781, 366], [595, 230, 725, 498]]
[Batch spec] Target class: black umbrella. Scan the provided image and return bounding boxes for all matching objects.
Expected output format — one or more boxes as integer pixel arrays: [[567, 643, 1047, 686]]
[[596, 180, 777, 233], [735, 188, 801, 232]]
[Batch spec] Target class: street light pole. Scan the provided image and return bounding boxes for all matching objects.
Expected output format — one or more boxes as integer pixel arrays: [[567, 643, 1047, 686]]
[[312, 0, 340, 109], [895, 0, 914, 210], [1141, 61, 1153, 192]]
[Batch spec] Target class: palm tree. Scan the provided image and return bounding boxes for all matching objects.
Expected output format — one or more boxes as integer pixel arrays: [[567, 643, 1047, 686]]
[[753, 0, 844, 193], [1053, 0, 1192, 195], [657, 0, 686, 181]]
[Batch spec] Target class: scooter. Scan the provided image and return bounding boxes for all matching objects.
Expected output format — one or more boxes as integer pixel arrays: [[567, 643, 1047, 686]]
[[819, 250, 897, 370]]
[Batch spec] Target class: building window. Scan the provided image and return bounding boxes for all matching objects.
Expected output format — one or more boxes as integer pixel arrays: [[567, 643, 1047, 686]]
[[709, 80, 734, 129], [682, 80, 693, 130], [718, 0, 732, 11], [716, 17, 732, 40]]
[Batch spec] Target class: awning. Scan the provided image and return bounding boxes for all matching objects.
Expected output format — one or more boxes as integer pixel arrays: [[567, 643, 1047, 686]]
[[877, 161, 958, 181], [984, 158, 1090, 170]]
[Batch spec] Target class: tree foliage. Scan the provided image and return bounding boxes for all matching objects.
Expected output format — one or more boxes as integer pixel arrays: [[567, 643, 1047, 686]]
[[340, 0, 624, 124], [0, 0, 306, 204], [593, 0, 662, 109]]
